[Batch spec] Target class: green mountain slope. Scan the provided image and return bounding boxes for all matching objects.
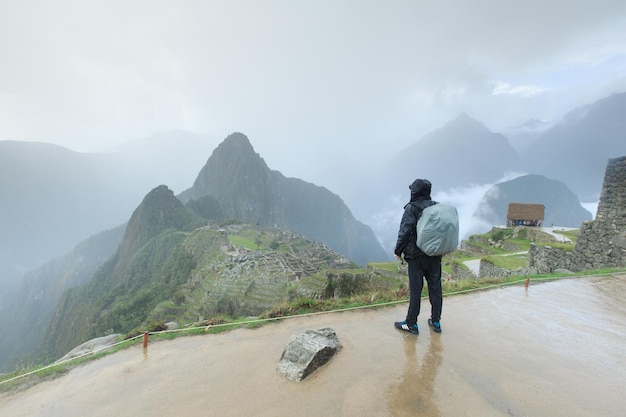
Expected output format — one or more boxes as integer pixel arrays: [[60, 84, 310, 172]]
[[0, 225, 125, 371], [40, 185, 204, 357], [39, 185, 358, 359]]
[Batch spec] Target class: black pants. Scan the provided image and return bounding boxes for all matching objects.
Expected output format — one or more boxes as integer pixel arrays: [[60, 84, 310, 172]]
[[405, 255, 442, 325]]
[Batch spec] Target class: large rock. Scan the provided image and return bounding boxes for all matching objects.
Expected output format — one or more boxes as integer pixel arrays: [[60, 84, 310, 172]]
[[277, 328, 341, 382], [56, 334, 122, 363]]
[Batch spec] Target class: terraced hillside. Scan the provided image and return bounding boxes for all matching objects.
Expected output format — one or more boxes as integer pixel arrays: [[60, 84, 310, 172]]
[[448, 226, 577, 280]]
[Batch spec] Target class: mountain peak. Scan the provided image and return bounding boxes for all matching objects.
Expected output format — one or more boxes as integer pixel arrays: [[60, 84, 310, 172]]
[[223, 131, 253, 147], [214, 132, 257, 159], [180, 133, 388, 265], [206, 132, 263, 169], [524, 91, 626, 200], [119, 185, 203, 258], [186, 132, 271, 206], [449, 112, 489, 132], [391, 113, 523, 191], [454, 112, 473, 121]]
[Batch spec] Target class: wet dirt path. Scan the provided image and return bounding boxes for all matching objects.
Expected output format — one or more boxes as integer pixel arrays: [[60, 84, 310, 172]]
[[1, 275, 625, 416]]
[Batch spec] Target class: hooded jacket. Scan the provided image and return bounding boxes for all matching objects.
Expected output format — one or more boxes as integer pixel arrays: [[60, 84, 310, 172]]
[[394, 179, 438, 259]]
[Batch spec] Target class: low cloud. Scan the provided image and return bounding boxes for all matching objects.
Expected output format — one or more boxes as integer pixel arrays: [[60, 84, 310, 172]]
[[492, 81, 547, 97], [369, 172, 526, 254], [580, 201, 599, 219]]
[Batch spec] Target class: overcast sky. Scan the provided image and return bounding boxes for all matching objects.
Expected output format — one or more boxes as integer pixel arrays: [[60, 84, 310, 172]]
[[2, 0, 626, 184]]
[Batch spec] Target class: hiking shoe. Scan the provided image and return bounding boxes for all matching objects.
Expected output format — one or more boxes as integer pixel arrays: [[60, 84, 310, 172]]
[[428, 318, 442, 333], [394, 320, 419, 335]]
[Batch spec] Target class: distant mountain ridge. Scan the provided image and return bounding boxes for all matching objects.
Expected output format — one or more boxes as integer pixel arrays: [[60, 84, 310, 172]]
[[0, 225, 125, 370], [522, 92, 626, 200], [0, 131, 217, 291], [0, 141, 133, 285], [3, 92, 623, 289], [385, 113, 525, 198], [366, 113, 527, 251], [180, 132, 388, 265]]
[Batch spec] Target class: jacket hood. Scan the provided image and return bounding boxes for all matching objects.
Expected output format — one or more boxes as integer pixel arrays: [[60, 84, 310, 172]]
[[409, 179, 432, 201]]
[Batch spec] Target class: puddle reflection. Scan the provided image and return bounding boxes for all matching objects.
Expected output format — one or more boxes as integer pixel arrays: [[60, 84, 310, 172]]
[[387, 333, 443, 416]]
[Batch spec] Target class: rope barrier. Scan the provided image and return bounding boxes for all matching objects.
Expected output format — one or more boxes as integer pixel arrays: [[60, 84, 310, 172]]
[[0, 333, 145, 387], [1, 272, 617, 387]]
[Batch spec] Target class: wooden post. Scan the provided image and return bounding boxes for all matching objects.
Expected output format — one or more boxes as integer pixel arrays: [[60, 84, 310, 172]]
[[524, 277, 530, 289], [143, 332, 149, 349]]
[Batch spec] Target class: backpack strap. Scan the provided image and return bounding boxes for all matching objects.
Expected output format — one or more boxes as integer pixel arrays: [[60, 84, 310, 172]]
[[408, 200, 437, 220]]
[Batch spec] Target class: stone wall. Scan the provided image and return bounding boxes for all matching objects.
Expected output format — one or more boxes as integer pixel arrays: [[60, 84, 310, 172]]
[[451, 261, 476, 280], [478, 259, 515, 279], [528, 156, 626, 273], [519, 227, 559, 243], [527, 244, 580, 273], [574, 156, 626, 269], [366, 263, 406, 280]]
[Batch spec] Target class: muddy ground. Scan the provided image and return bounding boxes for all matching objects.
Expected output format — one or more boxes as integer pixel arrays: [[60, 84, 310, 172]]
[[1, 275, 625, 416]]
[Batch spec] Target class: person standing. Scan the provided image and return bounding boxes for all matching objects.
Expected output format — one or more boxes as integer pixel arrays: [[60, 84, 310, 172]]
[[394, 179, 443, 334]]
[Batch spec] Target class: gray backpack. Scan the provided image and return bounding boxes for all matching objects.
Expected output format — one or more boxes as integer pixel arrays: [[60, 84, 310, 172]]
[[415, 203, 459, 256]]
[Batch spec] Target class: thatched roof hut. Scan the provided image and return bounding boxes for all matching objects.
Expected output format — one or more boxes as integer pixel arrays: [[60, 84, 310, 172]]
[[506, 203, 545, 227]]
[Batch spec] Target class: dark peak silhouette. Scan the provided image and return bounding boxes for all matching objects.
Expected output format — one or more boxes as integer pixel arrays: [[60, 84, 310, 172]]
[[523, 91, 626, 200], [188, 132, 270, 198], [220, 131, 256, 151], [387, 113, 523, 193], [448, 112, 490, 132], [560, 91, 626, 126], [180, 133, 388, 265], [119, 185, 203, 260], [417, 112, 508, 151], [185, 132, 275, 226], [203, 132, 260, 169]]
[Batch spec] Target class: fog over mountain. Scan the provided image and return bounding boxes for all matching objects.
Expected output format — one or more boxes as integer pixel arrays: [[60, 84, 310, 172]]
[[0, 134, 387, 369], [179, 132, 388, 265], [0, 142, 133, 292], [2, 91, 625, 295], [365, 113, 527, 252], [1, 90, 625, 372], [0, 226, 125, 370], [3, 1, 626, 379], [504, 119, 554, 154], [0, 132, 216, 291], [522, 93, 626, 201], [473, 174, 593, 228], [390, 113, 524, 191], [111, 130, 219, 194], [2, 1, 626, 266], [3, 2, 626, 191]]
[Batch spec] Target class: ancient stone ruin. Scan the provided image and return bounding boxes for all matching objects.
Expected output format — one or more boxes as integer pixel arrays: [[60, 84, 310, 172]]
[[506, 203, 545, 227], [529, 156, 626, 272]]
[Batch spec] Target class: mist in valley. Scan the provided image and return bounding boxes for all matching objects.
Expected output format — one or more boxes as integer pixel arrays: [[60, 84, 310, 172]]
[[1, 1, 625, 372]]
